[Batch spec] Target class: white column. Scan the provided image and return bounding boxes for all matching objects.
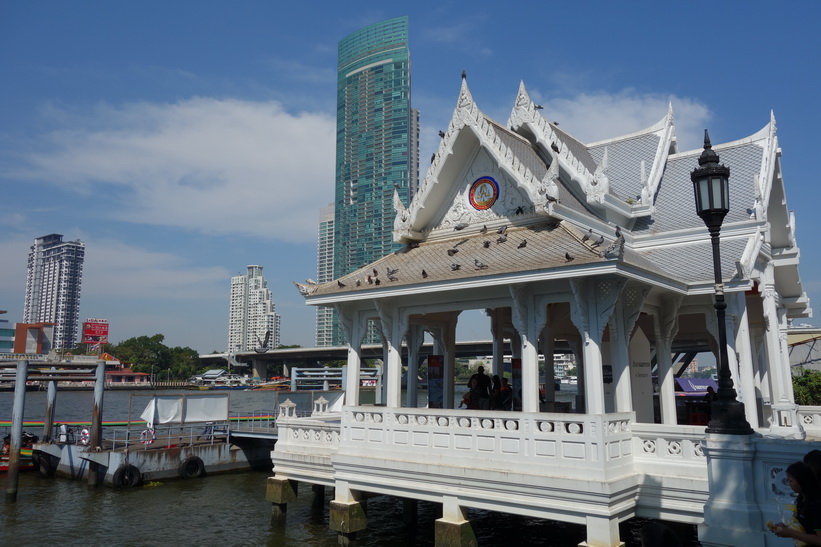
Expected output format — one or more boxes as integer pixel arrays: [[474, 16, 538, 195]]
[[569, 278, 626, 415], [760, 270, 802, 437], [489, 308, 504, 378], [653, 295, 682, 425], [443, 316, 458, 409], [336, 305, 362, 406], [609, 315, 632, 413], [728, 292, 760, 429], [375, 300, 407, 409], [406, 324, 424, 408], [541, 326, 556, 406], [510, 286, 547, 413]]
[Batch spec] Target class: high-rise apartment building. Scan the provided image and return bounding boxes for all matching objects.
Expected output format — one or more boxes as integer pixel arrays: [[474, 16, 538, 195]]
[[334, 16, 418, 279], [23, 234, 84, 349], [315, 204, 336, 346], [227, 265, 281, 352], [323, 16, 419, 345]]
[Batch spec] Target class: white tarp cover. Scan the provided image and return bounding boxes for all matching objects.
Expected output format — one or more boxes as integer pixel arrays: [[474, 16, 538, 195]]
[[185, 394, 229, 422], [139, 394, 228, 425]]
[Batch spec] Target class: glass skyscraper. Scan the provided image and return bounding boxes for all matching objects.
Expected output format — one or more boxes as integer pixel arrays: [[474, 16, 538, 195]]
[[334, 16, 417, 280], [328, 16, 419, 345]]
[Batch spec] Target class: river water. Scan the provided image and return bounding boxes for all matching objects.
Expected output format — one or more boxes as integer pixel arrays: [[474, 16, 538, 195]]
[[0, 387, 699, 546]]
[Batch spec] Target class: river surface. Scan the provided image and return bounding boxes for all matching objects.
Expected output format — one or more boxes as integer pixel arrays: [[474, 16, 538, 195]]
[[0, 387, 699, 546]]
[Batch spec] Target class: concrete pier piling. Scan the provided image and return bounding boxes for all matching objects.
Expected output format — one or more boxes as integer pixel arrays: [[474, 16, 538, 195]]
[[5, 360, 28, 502], [266, 476, 298, 525]]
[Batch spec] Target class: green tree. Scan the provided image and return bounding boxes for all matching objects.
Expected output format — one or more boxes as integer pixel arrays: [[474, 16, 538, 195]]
[[109, 334, 171, 375], [793, 369, 821, 405], [169, 346, 200, 380]]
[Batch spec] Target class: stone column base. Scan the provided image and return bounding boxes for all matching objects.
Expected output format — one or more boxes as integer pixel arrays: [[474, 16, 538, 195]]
[[265, 476, 298, 504], [434, 518, 477, 547], [330, 500, 367, 534]]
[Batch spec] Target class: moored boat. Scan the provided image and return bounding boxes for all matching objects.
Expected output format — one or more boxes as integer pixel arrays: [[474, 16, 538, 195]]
[[1, 432, 38, 472]]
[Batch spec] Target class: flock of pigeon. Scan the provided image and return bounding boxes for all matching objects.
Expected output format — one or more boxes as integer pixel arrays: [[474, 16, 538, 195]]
[[296, 222, 621, 294]]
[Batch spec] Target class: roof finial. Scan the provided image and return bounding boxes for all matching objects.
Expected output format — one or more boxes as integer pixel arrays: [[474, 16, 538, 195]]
[[698, 129, 720, 167], [461, 70, 466, 80]]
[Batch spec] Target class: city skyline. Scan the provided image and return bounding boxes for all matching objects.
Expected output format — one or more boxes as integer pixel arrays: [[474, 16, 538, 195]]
[[1, 3, 819, 353]]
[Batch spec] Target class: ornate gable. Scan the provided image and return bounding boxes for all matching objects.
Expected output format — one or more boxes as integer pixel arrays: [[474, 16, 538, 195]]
[[394, 78, 560, 243]]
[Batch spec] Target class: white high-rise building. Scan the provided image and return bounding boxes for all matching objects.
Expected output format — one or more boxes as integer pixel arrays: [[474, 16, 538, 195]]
[[315, 204, 336, 346], [227, 265, 280, 352], [23, 234, 84, 349]]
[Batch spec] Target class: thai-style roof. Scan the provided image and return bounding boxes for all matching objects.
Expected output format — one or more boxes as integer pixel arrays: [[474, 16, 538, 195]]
[[299, 78, 810, 318]]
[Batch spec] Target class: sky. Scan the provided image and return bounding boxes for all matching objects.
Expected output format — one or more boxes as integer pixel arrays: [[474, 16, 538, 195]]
[[1, 2, 819, 354]]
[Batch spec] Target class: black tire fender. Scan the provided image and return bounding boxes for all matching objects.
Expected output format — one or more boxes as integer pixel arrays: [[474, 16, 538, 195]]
[[178, 456, 205, 479], [112, 464, 142, 487]]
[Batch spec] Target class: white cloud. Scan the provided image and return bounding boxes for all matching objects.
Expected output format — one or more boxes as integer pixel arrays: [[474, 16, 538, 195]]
[[13, 98, 336, 244], [80, 237, 230, 300], [534, 90, 711, 152]]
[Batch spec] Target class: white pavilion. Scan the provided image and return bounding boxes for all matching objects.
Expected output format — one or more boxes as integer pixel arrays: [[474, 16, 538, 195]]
[[270, 77, 816, 547]]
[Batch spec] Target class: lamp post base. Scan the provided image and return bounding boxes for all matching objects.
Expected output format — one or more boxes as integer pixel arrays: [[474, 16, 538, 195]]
[[706, 399, 754, 435]]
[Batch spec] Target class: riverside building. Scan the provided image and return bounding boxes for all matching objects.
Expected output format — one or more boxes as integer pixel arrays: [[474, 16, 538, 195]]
[[323, 16, 420, 346], [276, 76, 814, 546], [227, 265, 280, 353], [23, 233, 84, 349]]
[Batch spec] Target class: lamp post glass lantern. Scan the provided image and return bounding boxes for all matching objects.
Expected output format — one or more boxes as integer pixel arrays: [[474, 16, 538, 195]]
[[690, 130, 753, 435]]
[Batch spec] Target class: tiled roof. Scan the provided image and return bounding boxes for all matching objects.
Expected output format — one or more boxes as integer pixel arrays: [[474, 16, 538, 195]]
[[634, 142, 762, 234], [637, 236, 751, 284], [307, 221, 665, 298], [588, 132, 661, 202]]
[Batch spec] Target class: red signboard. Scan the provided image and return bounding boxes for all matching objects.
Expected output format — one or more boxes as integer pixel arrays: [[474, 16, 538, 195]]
[[82, 318, 109, 344]]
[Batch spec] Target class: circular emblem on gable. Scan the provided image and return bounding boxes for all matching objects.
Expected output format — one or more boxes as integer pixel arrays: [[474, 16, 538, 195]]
[[469, 176, 499, 210]]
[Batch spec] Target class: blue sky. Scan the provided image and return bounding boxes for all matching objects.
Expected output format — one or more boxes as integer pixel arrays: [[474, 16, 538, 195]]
[[1, 2, 819, 353]]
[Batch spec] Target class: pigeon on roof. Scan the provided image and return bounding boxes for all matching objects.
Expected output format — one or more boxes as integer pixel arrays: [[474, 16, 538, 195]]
[[474, 259, 488, 270], [518, 240, 527, 249], [582, 229, 592, 243]]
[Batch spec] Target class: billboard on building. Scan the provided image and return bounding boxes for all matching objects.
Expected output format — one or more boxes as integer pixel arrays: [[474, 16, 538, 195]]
[[82, 318, 109, 344]]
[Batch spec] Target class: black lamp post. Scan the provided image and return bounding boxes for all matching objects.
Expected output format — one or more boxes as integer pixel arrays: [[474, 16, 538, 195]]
[[691, 130, 754, 435]]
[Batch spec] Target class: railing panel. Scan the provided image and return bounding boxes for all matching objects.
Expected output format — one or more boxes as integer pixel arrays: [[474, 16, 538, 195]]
[[337, 407, 634, 480], [798, 406, 821, 437]]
